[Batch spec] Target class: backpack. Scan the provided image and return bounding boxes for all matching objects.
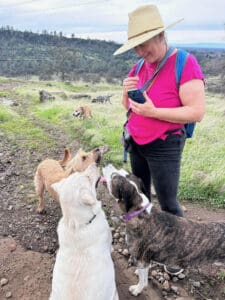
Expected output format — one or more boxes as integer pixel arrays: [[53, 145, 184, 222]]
[[135, 49, 195, 138]]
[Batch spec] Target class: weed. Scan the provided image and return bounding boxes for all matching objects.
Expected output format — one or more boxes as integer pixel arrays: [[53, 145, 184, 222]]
[[217, 270, 225, 281]]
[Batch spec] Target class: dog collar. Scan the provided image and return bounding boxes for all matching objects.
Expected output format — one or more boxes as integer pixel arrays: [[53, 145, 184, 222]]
[[122, 202, 152, 222], [86, 214, 97, 225]]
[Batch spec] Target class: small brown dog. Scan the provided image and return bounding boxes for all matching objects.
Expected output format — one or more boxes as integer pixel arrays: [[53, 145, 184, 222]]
[[34, 147, 102, 213], [73, 106, 92, 119]]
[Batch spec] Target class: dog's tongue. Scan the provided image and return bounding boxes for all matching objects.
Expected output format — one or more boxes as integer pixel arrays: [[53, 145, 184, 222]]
[[100, 176, 107, 184]]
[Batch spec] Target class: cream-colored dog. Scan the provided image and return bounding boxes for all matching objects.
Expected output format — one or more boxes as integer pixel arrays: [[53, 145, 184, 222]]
[[73, 105, 92, 119], [34, 147, 102, 213], [49, 163, 119, 300]]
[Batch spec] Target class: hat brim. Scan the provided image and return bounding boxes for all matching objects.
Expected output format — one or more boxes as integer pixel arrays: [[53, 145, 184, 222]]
[[113, 19, 183, 56]]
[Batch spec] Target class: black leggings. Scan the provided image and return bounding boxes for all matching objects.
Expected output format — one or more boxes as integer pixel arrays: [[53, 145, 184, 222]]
[[129, 131, 186, 217]]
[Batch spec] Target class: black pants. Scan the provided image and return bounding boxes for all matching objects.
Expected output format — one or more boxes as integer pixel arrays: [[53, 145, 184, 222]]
[[129, 131, 186, 217]]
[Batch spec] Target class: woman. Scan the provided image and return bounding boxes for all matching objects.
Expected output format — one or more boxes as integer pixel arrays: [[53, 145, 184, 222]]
[[114, 5, 205, 219]]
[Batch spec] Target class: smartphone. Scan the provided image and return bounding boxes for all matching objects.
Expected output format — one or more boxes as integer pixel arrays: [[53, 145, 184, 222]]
[[128, 89, 146, 104]]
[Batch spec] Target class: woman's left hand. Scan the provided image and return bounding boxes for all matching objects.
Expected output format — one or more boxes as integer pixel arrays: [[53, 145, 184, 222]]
[[129, 91, 157, 117]]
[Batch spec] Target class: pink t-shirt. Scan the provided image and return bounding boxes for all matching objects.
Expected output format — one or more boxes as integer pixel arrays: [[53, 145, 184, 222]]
[[127, 51, 204, 145]]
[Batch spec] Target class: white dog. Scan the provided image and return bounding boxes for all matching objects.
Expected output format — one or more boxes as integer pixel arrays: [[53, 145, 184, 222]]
[[49, 163, 118, 300]]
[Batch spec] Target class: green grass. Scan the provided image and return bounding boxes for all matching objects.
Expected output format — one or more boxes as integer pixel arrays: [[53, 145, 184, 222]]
[[2, 79, 225, 208], [0, 90, 10, 97], [0, 104, 54, 150], [180, 94, 225, 207]]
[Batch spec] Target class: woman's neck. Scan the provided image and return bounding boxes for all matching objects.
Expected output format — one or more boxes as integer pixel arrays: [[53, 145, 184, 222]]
[[156, 43, 168, 62]]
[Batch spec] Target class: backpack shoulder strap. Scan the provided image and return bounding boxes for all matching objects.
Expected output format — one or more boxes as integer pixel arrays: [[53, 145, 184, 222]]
[[134, 58, 145, 76], [175, 49, 189, 88]]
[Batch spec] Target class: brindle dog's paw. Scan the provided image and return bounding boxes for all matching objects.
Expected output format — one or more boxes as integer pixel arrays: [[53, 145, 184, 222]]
[[129, 284, 143, 296], [37, 207, 46, 214]]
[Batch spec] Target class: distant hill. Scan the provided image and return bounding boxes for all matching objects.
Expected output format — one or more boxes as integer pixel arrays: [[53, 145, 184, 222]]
[[0, 27, 224, 86], [0, 27, 136, 83]]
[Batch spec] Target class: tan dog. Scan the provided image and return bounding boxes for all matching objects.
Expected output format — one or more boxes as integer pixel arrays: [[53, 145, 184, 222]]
[[34, 147, 102, 213], [73, 106, 92, 119]]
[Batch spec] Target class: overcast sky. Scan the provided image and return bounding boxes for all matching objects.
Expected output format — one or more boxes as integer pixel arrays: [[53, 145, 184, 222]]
[[0, 0, 225, 45]]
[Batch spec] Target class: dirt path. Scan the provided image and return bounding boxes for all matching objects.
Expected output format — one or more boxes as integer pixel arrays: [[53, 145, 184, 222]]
[[0, 82, 225, 300]]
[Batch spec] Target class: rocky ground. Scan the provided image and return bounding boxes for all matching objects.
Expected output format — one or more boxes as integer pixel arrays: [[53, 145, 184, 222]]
[[0, 81, 225, 300]]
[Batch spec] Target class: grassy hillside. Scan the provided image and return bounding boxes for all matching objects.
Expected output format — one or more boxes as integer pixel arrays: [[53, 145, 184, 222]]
[[0, 27, 136, 82], [0, 27, 224, 93], [0, 77, 225, 208]]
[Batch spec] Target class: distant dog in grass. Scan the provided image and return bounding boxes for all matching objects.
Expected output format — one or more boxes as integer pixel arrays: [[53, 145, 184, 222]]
[[34, 147, 102, 213], [73, 106, 92, 119], [49, 163, 118, 300], [103, 164, 225, 296]]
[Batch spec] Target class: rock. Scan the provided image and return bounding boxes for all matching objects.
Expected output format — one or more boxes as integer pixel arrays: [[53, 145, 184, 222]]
[[24, 275, 30, 281], [162, 280, 170, 291], [9, 242, 17, 252], [171, 285, 179, 294], [122, 249, 129, 257], [182, 205, 187, 212], [192, 281, 201, 288], [42, 245, 48, 252], [1, 278, 9, 286], [213, 261, 224, 267], [111, 216, 120, 224], [118, 237, 124, 243], [151, 270, 158, 278], [172, 276, 179, 283], [178, 273, 186, 279], [113, 232, 119, 239], [6, 291, 12, 298]]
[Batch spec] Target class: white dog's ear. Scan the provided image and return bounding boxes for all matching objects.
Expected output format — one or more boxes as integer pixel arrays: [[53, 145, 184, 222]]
[[51, 182, 60, 194], [82, 188, 96, 206], [51, 179, 65, 195]]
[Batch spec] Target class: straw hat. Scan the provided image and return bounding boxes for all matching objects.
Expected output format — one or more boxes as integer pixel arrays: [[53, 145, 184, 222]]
[[114, 4, 183, 55]]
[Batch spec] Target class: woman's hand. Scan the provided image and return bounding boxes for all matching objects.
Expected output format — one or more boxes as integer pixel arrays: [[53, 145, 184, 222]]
[[129, 91, 157, 117], [122, 76, 139, 94], [122, 76, 139, 109]]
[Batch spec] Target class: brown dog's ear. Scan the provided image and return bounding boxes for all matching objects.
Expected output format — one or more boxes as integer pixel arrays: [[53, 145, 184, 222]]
[[59, 148, 72, 166]]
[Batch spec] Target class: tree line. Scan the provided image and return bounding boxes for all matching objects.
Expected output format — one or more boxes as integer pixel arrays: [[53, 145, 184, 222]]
[[0, 27, 224, 86]]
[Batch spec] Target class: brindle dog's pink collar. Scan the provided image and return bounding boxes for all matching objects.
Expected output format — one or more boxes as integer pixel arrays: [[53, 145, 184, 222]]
[[122, 202, 151, 222]]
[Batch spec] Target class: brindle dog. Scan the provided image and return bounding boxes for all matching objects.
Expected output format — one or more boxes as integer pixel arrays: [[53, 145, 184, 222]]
[[103, 164, 225, 297]]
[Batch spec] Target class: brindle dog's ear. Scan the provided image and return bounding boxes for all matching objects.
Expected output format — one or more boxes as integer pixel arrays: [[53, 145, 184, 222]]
[[121, 188, 133, 212], [111, 184, 122, 200]]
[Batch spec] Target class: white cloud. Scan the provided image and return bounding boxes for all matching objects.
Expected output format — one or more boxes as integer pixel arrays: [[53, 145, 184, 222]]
[[0, 0, 224, 45]]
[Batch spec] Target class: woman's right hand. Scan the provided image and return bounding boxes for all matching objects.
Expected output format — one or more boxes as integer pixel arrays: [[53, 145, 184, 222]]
[[122, 76, 139, 108], [122, 76, 139, 94]]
